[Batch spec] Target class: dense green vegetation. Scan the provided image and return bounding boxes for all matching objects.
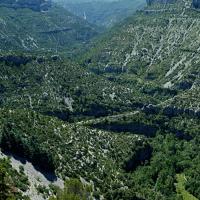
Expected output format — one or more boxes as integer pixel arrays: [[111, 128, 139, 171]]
[[49, 179, 93, 200], [0, 108, 150, 199], [0, 53, 161, 121], [0, 158, 29, 199], [0, 104, 200, 199], [176, 174, 198, 200], [82, 109, 200, 199], [0, 0, 200, 199]]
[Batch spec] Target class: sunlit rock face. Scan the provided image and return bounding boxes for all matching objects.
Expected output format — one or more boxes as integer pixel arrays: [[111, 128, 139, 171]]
[[0, 0, 51, 11], [193, 0, 200, 8]]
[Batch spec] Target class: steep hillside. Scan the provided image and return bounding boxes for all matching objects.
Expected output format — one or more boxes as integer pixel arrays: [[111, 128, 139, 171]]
[[1, 105, 200, 199], [0, 108, 149, 199], [81, 1, 200, 111], [0, 4, 97, 54], [1, 0, 200, 199]]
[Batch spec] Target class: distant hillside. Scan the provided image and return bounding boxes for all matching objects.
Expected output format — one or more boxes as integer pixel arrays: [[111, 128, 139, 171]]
[[0, 0, 51, 11], [0, 4, 98, 55], [54, 0, 146, 27]]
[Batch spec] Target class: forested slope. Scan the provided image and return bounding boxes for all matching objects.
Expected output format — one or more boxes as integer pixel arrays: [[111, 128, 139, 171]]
[[0, 0, 200, 199]]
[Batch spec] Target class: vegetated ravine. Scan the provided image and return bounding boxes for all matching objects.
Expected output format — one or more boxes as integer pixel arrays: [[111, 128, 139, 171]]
[[0, 0, 200, 199]]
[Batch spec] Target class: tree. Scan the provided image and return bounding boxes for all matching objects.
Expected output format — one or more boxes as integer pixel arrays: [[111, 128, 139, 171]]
[[49, 179, 92, 200], [0, 161, 16, 200]]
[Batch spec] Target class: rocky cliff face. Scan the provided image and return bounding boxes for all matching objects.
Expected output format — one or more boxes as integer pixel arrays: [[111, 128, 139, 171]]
[[0, 0, 51, 11]]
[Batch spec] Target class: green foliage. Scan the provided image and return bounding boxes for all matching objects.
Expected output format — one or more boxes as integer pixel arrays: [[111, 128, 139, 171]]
[[49, 179, 92, 200], [176, 174, 198, 200], [0, 54, 148, 121], [0, 158, 29, 200], [1, 121, 57, 172], [0, 162, 13, 200], [0, 108, 148, 198], [0, 0, 200, 199]]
